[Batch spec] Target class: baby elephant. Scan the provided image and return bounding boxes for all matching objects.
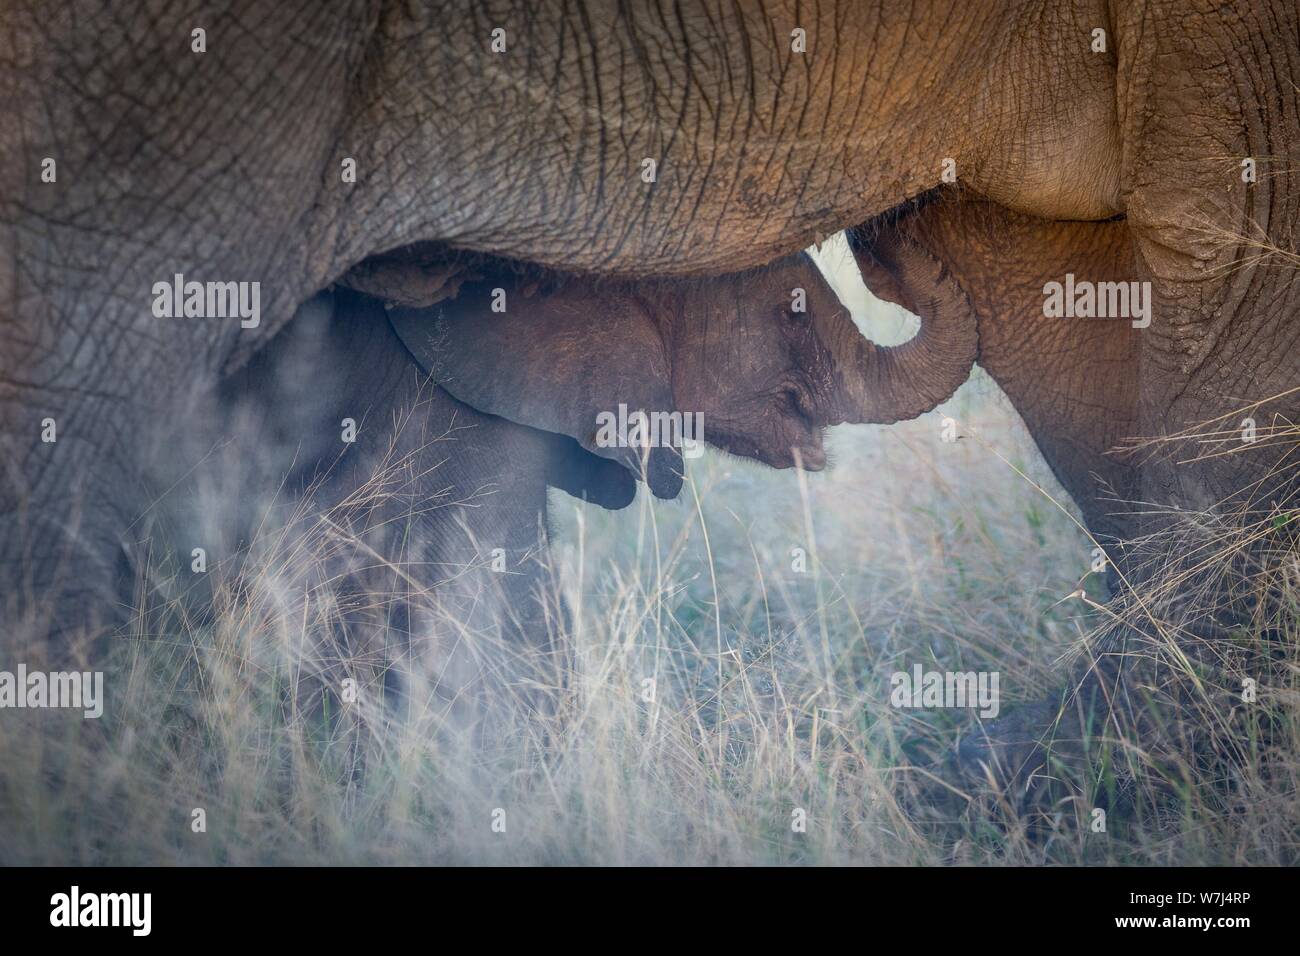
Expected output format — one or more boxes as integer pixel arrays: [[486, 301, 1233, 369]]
[[157, 252, 866, 714], [385, 253, 859, 496]]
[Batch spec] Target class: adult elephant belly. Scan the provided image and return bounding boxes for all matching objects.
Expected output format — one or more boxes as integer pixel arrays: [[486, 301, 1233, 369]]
[[328, 0, 1124, 281]]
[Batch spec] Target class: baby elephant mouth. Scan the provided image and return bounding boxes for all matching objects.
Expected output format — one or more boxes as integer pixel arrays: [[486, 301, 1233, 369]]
[[711, 431, 825, 471], [780, 384, 827, 471], [685, 380, 828, 473], [703, 411, 827, 472], [794, 437, 827, 470]]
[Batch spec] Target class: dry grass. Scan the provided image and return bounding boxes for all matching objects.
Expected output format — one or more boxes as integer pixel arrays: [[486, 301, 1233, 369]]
[[2, 363, 1296, 866]]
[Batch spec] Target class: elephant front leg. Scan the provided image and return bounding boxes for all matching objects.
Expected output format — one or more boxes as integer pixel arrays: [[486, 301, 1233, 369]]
[[848, 3, 1299, 802], [0, 430, 137, 656], [889, 209, 1147, 799], [872, 196, 1284, 800]]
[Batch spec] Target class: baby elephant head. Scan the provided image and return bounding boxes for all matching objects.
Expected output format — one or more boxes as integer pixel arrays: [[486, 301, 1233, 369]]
[[656, 235, 982, 461], [645, 255, 848, 471]]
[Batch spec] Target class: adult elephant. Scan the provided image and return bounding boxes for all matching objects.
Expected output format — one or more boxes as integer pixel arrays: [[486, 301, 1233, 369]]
[[2, 1, 1296, 756]]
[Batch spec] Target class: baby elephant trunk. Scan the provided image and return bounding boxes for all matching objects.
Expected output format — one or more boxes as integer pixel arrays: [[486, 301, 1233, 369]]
[[820, 233, 978, 425]]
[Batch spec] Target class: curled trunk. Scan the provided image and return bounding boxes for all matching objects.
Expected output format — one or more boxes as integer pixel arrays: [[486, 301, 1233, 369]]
[[820, 232, 979, 425]]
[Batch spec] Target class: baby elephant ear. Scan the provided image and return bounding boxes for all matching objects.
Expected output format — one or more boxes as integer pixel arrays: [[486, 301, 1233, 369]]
[[386, 276, 684, 500]]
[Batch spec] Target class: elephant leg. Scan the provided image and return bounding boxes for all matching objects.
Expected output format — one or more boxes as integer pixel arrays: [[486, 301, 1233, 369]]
[[879, 178, 1297, 794], [1, 422, 140, 658], [1105, 0, 1300, 755], [861, 196, 1142, 562], [1113, 0, 1300, 540], [945, 1, 1300, 783], [858, 197, 1168, 794], [0, 3, 400, 650]]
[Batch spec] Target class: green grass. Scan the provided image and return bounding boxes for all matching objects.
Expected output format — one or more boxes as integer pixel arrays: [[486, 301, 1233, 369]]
[[1, 368, 1297, 865]]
